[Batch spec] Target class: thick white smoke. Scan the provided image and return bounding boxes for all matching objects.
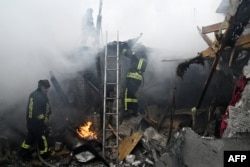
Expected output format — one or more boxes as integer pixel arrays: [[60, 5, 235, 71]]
[[0, 0, 225, 144]]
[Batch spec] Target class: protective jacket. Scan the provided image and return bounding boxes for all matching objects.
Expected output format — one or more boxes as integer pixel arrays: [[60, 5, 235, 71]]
[[26, 89, 51, 130], [122, 49, 147, 76], [122, 48, 147, 112]]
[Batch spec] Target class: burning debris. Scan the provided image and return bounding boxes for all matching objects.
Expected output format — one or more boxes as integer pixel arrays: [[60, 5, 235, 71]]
[[77, 121, 98, 140]]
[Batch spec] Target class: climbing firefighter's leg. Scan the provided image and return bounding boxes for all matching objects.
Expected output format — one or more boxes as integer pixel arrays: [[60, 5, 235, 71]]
[[123, 78, 141, 116]]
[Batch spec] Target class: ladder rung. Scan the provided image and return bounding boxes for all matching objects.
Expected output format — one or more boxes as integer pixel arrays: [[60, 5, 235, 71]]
[[106, 82, 117, 85], [105, 113, 118, 115], [106, 97, 117, 100], [104, 146, 118, 149], [106, 69, 117, 71], [105, 128, 113, 131], [107, 56, 117, 58]]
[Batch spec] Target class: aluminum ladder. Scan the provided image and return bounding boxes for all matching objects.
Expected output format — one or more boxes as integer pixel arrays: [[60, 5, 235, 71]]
[[102, 31, 120, 164]]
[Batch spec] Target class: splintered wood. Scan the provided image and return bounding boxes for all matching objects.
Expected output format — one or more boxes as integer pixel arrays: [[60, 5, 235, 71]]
[[108, 124, 122, 141], [118, 132, 143, 161]]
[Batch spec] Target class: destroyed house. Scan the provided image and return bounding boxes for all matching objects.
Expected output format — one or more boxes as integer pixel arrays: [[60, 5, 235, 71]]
[[1, 0, 250, 166]]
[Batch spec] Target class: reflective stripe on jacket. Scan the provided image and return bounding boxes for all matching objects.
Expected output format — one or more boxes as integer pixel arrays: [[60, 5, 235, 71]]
[[127, 72, 142, 80], [26, 89, 51, 128]]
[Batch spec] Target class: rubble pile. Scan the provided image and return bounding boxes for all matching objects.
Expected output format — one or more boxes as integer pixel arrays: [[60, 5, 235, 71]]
[[181, 127, 250, 167], [108, 116, 187, 167]]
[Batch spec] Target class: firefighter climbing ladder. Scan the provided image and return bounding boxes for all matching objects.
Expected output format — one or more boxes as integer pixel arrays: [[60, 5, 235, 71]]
[[102, 31, 120, 164]]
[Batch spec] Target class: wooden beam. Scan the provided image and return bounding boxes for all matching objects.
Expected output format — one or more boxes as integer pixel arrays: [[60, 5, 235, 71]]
[[108, 124, 122, 141], [197, 26, 213, 47], [241, 43, 250, 49], [235, 34, 250, 46], [200, 34, 250, 58], [201, 48, 216, 58], [229, 47, 236, 67], [202, 22, 228, 34], [202, 22, 250, 34]]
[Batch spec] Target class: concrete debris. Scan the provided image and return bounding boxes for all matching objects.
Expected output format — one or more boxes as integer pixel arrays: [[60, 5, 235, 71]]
[[119, 115, 143, 136], [143, 127, 167, 148], [75, 151, 95, 163], [155, 128, 185, 167], [181, 127, 250, 167], [223, 106, 250, 137]]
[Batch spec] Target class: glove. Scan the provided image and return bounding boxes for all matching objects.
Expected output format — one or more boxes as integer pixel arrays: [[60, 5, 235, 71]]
[[44, 113, 50, 124], [191, 107, 197, 113], [120, 42, 129, 49], [121, 48, 127, 55], [119, 42, 129, 54]]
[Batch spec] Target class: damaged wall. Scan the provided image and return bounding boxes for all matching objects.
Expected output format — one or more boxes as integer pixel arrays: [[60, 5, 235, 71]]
[[223, 59, 250, 137], [180, 127, 250, 167]]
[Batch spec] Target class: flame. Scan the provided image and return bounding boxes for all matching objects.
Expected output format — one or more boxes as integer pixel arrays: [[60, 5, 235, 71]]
[[76, 121, 97, 140]]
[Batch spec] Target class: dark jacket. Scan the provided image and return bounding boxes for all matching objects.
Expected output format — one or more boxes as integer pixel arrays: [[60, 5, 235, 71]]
[[122, 49, 147, 80], [26, 89, 51, 129]]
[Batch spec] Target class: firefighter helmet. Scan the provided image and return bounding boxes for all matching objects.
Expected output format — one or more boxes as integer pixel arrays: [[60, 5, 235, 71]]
[[38, 79, 50, 88]]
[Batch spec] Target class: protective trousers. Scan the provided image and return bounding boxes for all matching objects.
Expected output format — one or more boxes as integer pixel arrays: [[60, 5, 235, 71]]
[[21, 127, 49, 155], [124, 77, 141, 113]]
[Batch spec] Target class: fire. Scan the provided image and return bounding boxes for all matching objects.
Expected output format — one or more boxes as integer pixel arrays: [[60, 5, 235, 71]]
[[76, 121, 97, 140]]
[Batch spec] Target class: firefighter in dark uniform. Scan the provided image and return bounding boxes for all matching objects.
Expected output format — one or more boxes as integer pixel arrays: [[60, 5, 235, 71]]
[[82, 8, 96, 46], [20, 79, 53, 159], [121, 47, 147, 117]]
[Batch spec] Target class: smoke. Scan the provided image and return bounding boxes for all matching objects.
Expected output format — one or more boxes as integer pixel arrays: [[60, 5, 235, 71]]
[[0, 0, 225, 144], [0, 0, 224, 105], [0, 0, 93, 109], [101, 0, 224, 53], [140, 49, 212, 110]]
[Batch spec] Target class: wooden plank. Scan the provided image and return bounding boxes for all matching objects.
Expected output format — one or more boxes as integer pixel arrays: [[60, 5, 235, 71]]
[[235, 34, 250, 46], [201, 48, 216, 58], [229, 47, 236, 67], [118, 132, 142, 161], [202, 22, 250, 34], [197, 26, 213, 47], [241, 43, 250, 49], [108, 124, 122, 141], [202, 22, 228, 34]]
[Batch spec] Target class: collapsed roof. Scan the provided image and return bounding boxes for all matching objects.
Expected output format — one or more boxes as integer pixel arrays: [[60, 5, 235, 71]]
[[177, 0, 250, 111]]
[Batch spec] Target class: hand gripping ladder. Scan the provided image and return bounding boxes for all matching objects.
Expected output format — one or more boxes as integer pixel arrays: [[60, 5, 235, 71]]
[[102, 31, 120, 164]]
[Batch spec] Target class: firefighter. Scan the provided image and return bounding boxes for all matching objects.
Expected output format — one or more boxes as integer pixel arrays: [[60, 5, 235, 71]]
[[20, 79, 53, 159], [81, 8, 96, 46], [121, 47, 147, 117]]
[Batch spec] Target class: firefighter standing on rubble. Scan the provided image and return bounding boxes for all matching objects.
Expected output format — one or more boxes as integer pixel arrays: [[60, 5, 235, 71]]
[[20, 79, 54, 159], [81, 8, 96, 46], [121, 46, 147, 117]]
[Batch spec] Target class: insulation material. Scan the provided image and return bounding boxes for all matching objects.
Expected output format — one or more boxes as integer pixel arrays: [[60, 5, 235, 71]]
[[223, 60, 250, 137], [216, 0, 242, 16]]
